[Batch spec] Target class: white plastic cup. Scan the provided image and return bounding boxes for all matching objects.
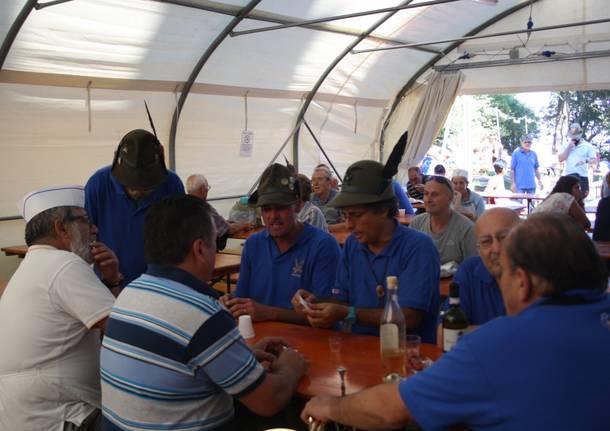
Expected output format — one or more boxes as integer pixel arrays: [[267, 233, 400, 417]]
[[398, 208, 406, 217], [238, 315, 255, 339]]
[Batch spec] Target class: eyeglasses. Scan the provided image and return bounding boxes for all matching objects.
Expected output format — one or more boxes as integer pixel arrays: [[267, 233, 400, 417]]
[[427, 175, 453, 191], [341, 210, 367, 222], [477, 229, 510, 251]]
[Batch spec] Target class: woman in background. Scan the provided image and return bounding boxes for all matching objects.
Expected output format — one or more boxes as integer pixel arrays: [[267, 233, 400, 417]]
[[532, 175, 590, 229]]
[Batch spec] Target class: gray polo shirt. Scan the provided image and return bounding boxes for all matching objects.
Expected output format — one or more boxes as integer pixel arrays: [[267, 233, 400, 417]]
[[410, 211, 477, 265]]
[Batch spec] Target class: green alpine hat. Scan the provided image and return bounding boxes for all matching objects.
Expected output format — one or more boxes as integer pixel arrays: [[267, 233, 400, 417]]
[[328, 160, 395, 208], [111, 129, 168, 190], [248, 163, 299, 207]]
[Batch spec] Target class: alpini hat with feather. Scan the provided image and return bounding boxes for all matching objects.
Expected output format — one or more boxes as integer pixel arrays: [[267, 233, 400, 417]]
[[329, 131, 408, 208]]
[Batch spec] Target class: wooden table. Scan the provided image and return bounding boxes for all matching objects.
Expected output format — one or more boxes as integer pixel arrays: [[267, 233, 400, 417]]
[[249, 322, 442, 399], [439, 276, 452, 297], [1, 245, 27, 258], [481, 192, 545, 213], [594, 241, 610, 260], [485, 203, 526, 213], [227, 226, 264, 240], [1, 245, 242, 287]]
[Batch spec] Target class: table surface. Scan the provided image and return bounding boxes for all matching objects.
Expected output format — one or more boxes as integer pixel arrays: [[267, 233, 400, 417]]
[[248, 322, 442, 399], [481, 192, 546, 201], [0, 244, 242, 277]]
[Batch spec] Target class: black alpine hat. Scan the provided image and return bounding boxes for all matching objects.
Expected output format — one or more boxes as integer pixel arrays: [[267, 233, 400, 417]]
[[329, 131, 409, 208], [111, 129, 168, 190]]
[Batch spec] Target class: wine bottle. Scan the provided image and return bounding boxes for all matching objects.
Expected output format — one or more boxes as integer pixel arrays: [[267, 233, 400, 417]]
[[442, 282, 469, 352], [380, 275, 406, 382]]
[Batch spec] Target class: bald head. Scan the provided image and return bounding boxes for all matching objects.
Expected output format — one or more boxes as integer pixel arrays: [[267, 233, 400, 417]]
[[475, 208, 521, 279], [186, 174, 209, 200]]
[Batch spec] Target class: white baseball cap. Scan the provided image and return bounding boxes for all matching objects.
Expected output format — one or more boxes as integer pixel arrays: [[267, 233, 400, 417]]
[[451, 169, 469, 180], [18, 186, 85, 222]]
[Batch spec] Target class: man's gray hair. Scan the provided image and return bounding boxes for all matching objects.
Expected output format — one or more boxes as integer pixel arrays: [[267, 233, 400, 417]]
[[185, 174, 208, 194], [24, 206, 73, 246]]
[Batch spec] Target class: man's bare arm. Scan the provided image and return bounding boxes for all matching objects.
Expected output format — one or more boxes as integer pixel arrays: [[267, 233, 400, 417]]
[[301, 381, 412, 429]]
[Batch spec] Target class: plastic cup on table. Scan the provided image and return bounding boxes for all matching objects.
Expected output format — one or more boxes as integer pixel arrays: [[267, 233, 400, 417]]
[[405, 334, 422, 374], [238, 315, 255, 339], [398, 208, 406, 217]]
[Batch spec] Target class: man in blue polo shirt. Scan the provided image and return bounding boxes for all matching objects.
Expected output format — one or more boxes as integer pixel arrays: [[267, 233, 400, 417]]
[[85, 129, 184, 285], [101, 195, 307, 431], [438, 208, 519, 342], [301, 213, 610, 430], [222, 163, 340, 324], [293, 153, 440, 344], [510, 133, 543, 194]]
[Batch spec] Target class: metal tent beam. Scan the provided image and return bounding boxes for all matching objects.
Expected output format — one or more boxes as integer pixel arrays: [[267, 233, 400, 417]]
[[0, 0, 37, 70], [353, 17, 610, 54], [433, 48, 610, 71], [379, 0, 541, 157], [230, 0, 461, 37], [152, 0, 441, 55], [290, 0, 416, 171], [167, 0, 262, 171]]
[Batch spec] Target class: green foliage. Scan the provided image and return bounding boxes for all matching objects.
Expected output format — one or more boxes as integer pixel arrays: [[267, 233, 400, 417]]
[[543, 90, 610, 159], [476, 94, 538, 154]]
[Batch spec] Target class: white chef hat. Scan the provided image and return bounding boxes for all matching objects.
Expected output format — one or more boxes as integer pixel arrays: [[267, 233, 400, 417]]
[[451, 169, 469, 180], [18, 186, 85, 222]]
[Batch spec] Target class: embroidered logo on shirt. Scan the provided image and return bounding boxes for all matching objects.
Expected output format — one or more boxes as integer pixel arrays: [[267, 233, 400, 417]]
[[291, 259, 304, 277]]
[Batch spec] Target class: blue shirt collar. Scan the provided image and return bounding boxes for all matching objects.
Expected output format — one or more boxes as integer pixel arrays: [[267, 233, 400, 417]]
[[262, 221, 313, 253], [529, 288, 608, 310], [146, 264, 220, 299], [358, 220, 403, 257], [474, 257, 496, 284]]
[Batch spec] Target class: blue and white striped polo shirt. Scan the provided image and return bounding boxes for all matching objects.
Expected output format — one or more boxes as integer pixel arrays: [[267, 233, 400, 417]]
[[100, 265, 265, 431]]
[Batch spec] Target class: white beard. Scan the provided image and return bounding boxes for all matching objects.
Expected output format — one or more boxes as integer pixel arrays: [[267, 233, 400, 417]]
[[69, 224, 93, 264]]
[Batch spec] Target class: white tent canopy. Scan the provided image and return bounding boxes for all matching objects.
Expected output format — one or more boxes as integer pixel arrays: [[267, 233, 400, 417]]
[[1, 0, 610, 220]]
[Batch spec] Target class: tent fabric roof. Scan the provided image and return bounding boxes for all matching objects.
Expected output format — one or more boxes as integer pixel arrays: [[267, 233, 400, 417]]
[[1, 0, 609, 217]]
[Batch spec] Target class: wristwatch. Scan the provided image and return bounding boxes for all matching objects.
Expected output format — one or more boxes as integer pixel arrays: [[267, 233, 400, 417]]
[[344, 306, 356, 325], [103, 273, 124, 289]]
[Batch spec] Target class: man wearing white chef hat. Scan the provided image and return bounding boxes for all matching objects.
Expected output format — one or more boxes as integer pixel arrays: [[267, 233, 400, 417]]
[[0, 185, 118, 431]]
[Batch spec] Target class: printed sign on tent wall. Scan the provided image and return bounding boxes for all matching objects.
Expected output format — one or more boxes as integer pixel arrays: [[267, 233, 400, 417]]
[[240, 130, 254, 157]]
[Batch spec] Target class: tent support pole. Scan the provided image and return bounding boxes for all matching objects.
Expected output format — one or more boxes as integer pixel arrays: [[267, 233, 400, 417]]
[[353, 17, 610, 54], [379, 0, 540, 154], [0, 0, 37, 70], [290, 0, 415, 174], [152, 0, 439, 54], [35, 0, 76, 10], [167, 0, 262, 171], [303, 120, 343, 183], [230, 0, 460, 37]]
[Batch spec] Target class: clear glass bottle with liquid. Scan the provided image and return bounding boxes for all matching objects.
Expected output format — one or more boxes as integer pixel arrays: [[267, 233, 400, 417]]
[[380, 275, 406, 382], [442, 282, 469, 352]]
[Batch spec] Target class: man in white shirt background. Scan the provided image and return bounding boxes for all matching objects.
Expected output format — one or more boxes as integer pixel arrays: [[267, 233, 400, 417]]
[[558, 123, 597, 198]]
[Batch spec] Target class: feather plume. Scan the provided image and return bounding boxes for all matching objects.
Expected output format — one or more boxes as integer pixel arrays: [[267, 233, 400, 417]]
[[382, 130, 408, 179]]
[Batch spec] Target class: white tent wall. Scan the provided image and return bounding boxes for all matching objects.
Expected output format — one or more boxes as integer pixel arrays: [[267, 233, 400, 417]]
[[2, 0, 610, 281]]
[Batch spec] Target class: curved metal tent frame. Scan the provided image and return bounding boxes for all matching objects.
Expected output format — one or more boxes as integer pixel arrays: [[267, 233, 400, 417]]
[[0, 0, 583, 186], [379, 0, 540, 155]]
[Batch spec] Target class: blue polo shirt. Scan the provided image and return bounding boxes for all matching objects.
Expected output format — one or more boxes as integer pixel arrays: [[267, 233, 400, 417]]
[[400, 288, 610, 430], [510, 148, 539, 190], [235, 223, 340, 309], [334, 223, 440, 343], [101, 265, 265, 430], [85, 166, 185, 284], [392, 180, 415, 214], [440, 256, 505, 325]]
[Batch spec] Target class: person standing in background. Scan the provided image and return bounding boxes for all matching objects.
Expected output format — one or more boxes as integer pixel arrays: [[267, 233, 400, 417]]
[[558, 123, 597, 198]]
